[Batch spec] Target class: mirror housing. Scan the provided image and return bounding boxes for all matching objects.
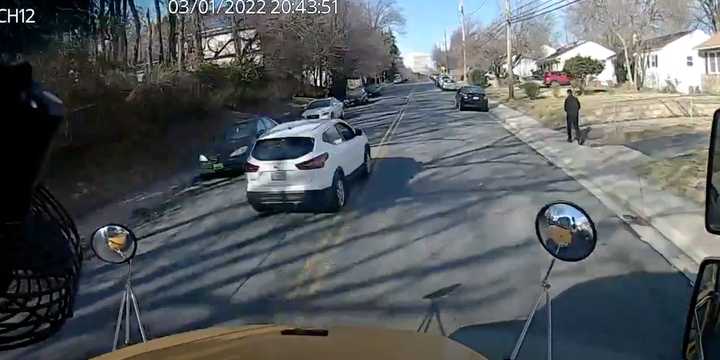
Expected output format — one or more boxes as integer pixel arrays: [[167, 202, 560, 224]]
[[535, 201, 597, 262], [706, 110, 720, 234], [90, 224, 138, 264], [682, 257, 720, 360]]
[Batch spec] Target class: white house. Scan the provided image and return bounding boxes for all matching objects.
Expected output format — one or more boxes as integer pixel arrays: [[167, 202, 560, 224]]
[[695, 32, 720, 94], [537, 41, 616, 84], [201, 16, 261, 65], [503, 46, 555, 78], [513, 58, 537, 77], [639, 30, 709, 94]]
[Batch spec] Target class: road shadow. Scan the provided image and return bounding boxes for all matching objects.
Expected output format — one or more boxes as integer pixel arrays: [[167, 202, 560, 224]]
[[417, 283, 463, 336], [450, 272, 691, 360], [350, 157, 423, 213]]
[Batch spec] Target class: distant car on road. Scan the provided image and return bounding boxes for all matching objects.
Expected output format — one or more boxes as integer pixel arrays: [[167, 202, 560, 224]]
[[440, 78, 460, 91], [345, 87, 369, 106], [455, 85, 489, 112], [301, 98, 344, 120], [245, 119, 371, 213], [436, 75, 449, 88], [199, 116, 278, 176], [543, 71, 572, 86]]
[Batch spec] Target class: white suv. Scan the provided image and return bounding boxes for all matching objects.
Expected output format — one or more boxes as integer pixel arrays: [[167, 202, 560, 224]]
[[245, 119, 371, 213]]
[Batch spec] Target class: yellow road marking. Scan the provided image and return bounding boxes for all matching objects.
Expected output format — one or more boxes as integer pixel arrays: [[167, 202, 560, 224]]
[[290, 88, 416, 298]]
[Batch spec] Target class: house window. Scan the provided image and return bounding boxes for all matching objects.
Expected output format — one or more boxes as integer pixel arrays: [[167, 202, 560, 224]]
[[687, 56, 694, 66], [651, 54, 658, 68], [709, 51, 720, 74]]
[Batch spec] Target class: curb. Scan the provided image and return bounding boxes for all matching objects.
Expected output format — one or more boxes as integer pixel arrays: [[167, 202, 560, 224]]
[[488, 102, 709, 281]]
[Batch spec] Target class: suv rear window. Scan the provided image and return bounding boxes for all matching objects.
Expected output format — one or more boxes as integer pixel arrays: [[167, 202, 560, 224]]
[[252, 137, 315, 161]]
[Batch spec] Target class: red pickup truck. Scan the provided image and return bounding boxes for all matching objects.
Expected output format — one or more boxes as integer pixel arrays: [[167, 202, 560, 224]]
[[543, 71, 572, 86]]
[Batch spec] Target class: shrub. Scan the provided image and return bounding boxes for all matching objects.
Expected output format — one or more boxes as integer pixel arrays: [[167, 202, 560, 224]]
[[563, 56, 604, 94], [521, 82, 541, 99], [468, 69, 488, 87], [551, 82, 562, 98]]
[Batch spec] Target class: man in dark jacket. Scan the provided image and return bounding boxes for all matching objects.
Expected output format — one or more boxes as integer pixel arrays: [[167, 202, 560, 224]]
[[564, 89, 581, 144]]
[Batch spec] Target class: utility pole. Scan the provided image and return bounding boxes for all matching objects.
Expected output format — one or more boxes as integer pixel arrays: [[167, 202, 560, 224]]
[[459, 0, 467, 82], [505, 0, 514, 99], [444, 29, 450, 75]]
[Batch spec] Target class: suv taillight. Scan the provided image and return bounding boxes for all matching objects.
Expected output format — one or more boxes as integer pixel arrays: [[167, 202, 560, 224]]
[[245, 162, 259, 173], [296, 153, 329, 170]]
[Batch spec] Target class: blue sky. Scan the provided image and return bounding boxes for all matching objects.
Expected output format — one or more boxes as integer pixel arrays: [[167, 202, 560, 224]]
[[396, 0, 503, 57]]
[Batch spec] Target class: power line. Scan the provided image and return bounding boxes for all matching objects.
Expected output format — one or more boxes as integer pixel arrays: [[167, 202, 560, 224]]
[[512, 0, 585, 23], [511, 0, 557, 16], [511, 0, 567, 22], [468, 0, 491, 16]]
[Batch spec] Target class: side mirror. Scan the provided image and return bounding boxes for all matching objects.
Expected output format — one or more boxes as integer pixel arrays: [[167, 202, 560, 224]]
[[682, 257, 720, 360], [706, 110, 720, 234], [257, 129, 266, 137], [354, 128, 363, 136]]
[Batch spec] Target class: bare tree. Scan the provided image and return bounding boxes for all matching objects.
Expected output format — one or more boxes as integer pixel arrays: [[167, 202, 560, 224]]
[[128, 0, 141, 65], [98, 0, 107, 57], [146, 9, 153, 66], [696, 0, 720, 32], [168, 12, 178, 64], [361, 0, 406, 31], [178, 14, 185, 70], [154, 0, 164, 63], [194, 12, 204, 64], [122, 0, 128, 66]]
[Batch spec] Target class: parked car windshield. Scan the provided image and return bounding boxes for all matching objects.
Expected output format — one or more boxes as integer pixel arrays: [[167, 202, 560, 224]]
[[307, 100, 332, 109], [225, 122, 255, 140], [252, 137, 315, 160]]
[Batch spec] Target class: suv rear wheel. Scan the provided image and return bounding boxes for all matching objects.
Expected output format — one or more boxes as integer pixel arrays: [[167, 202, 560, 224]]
[[324, 171, 347, 212]]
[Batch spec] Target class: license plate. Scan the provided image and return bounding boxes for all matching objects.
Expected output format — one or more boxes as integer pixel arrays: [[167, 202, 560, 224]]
[[271, 172, 287, 181], [213, 163, 224, 170], [473, 96, 480, 100]]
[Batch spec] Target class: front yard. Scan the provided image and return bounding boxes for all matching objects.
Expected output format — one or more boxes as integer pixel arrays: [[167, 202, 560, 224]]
[[487, 85, 720, 204]]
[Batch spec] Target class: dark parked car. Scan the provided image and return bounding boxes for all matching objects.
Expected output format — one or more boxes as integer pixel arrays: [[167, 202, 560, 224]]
[[365, 84, 382, 97], [543, 71, 572, 86], [455, 85, 489, 112], [198, 116, 278, 176]]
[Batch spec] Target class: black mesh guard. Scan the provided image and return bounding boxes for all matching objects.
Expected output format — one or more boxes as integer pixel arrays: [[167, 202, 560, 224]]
[[0, 185, 82, 350]]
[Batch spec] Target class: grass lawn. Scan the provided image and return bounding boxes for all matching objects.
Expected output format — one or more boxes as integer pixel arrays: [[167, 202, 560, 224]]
[[487, 84, 719, 204], [635, 149, 708, 203]]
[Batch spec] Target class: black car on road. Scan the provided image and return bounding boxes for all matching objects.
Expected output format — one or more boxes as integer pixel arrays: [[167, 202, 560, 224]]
[[199, 116, 278, 176], [455, 85, 489, 112]]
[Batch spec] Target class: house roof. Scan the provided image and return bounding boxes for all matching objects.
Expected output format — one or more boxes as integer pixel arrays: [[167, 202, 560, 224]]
[[696, 32, 720, 50], [542, 41, 585, 59], [641, 30, 692, 50]]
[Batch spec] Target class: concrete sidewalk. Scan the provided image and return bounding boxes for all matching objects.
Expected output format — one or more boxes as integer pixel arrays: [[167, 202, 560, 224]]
[[490, 103, 720, 279]]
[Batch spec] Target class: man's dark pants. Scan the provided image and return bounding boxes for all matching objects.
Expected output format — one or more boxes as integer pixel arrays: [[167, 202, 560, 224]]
[[566, 114, 580, 144]]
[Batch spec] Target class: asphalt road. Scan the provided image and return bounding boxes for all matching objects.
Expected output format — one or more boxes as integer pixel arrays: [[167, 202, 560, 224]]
[[8, 82, 691, 360]]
